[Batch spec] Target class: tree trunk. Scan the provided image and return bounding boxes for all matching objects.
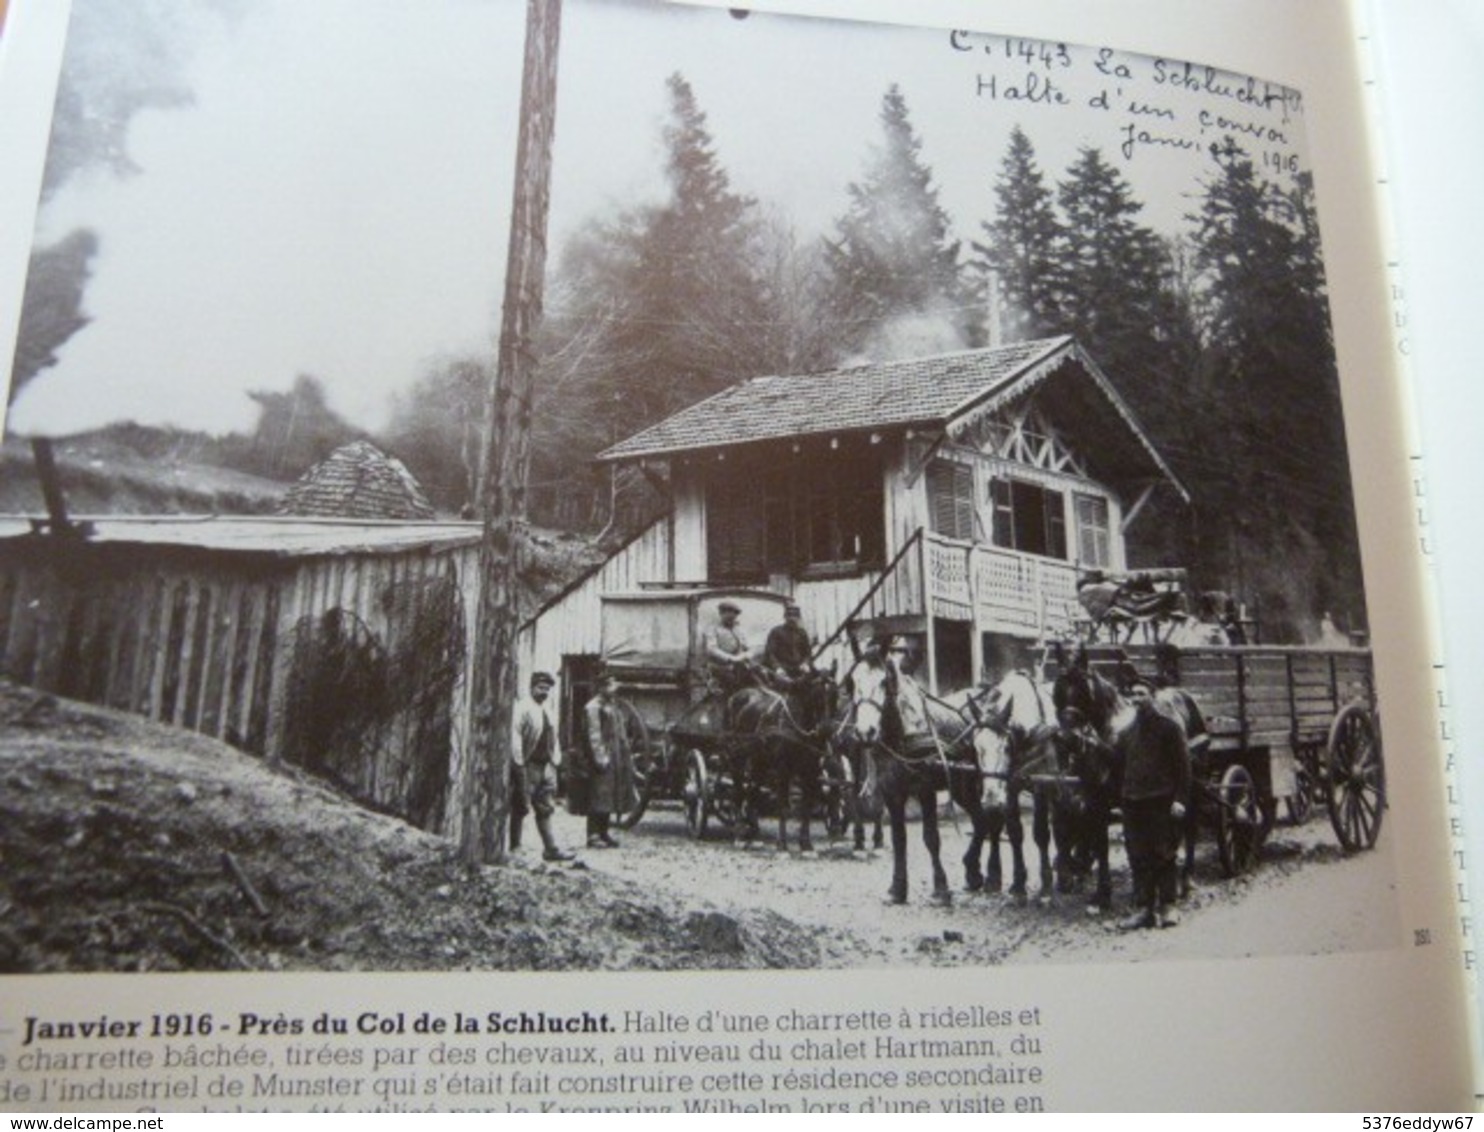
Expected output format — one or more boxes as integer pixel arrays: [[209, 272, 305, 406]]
[[459, 0, 563, 865]]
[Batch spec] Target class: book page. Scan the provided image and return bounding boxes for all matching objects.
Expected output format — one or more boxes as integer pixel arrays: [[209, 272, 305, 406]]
[[0, 0, 1472, 1112], [1362, 0, 1484, 1077]]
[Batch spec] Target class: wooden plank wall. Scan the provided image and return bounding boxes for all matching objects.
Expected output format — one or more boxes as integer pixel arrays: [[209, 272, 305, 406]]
[[263, 544, 480, 835], [1, 549, 285, 753], [0, 540, 481, 837], [518, 516, 672, 680]]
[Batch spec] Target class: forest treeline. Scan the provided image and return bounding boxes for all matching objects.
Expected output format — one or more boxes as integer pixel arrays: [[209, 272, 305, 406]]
[[493, 75, 1360, 641], [13, 74, 1362, 641]]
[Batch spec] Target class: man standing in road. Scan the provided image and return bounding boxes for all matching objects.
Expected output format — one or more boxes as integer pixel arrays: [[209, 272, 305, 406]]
[[583, 670, 638, 849], [511, 671, 575, 862], [1118, 676, 1191, 930]]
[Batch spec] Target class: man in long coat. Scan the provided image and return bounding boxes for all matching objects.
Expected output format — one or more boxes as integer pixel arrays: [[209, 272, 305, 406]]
[[582, 670, 639, 849]]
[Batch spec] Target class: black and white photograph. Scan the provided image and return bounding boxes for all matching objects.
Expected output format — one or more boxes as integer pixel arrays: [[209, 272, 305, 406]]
[[1, 0, 1394, 975]]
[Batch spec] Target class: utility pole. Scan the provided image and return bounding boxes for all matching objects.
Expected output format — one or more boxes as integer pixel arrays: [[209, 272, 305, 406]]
[[459, 0, 563, 864]]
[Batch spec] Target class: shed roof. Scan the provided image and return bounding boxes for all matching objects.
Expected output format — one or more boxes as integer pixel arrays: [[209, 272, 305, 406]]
[[0, 515, 480, 558], [598, 336, 1186, 500], [279, 441, 436, 520]]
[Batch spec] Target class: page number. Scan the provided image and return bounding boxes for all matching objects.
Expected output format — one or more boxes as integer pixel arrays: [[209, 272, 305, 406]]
[[1415, 928, 1433, 946]]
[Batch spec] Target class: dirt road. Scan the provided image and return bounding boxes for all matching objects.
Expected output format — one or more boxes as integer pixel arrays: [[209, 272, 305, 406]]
[[542, 800, 1401, 967]]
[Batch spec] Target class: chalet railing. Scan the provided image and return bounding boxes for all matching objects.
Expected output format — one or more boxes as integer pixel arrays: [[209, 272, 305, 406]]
[[810, 528, 1082, 667], [924, 532, 1080, 637]]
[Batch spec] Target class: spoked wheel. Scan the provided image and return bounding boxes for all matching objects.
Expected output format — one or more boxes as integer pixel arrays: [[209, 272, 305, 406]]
[[820, 748, 853, 840], [613, 698, 652, 830], [683, 749, 711, 840], [1216, 763, 1264, 877], [1326, 703, 1385, 852]]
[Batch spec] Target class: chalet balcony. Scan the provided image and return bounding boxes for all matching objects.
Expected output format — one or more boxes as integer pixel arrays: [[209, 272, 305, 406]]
[[923, 531, 1081, 638], [811, 527, 1083, 666]]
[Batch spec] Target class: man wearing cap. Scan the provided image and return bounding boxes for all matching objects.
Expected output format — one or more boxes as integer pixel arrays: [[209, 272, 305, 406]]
[[702, 600, 753, 694], [582, 670, 638, 849], [1117, 675, 1191, 930], [511, 671, 575, 862], [764, 602, 813, 686]]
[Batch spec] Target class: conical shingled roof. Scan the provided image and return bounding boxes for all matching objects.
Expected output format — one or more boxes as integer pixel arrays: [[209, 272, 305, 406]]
[[278, 441, 436, 520]]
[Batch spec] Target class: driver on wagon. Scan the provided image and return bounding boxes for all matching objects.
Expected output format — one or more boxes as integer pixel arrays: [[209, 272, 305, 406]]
[[764, 602, 813, 686], [702, 600, 753, 695]]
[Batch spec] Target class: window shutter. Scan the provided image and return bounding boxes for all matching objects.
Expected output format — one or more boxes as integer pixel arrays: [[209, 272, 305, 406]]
[[928, 460, 974, 540]]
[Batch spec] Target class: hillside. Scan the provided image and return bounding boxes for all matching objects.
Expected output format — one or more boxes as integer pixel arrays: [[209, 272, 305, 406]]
[[0, 430, 285, 516], [0, 428, 609, 609], [0, 680, 826, 973]]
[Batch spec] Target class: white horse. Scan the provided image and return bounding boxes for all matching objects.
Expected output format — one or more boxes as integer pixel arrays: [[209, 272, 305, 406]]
[[843, 652, 1003, 905]]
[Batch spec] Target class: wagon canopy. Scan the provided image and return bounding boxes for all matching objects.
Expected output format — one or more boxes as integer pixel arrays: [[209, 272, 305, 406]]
[[599, 589, 790, 672]]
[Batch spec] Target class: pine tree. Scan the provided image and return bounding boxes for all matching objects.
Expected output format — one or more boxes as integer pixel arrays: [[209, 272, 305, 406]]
[[1054, 148, 1165, 357], [973, 126, 1064, 342], [531, 72, 770, 530], [1188, 140, 1361, 638], [824, 84, 974, 356]]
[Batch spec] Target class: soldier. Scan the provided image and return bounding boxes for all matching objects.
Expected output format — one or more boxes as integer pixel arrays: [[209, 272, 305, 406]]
[[582, 670, 639, 849], [764, 602, 813, 685]]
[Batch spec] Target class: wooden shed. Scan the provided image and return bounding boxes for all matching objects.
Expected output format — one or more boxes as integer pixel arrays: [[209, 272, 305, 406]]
[[0, 515, 482, 838]]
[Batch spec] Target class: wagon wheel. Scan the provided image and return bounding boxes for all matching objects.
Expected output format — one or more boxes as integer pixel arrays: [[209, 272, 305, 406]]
[[1216, 762, 1263, 877], [682, 749, 712, 840], [820, 747, 854, 840], [616, 717, 658, 832], [1326, 703, 1385, 852]]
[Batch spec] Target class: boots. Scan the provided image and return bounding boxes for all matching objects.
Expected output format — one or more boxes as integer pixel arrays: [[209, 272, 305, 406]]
[[537, 814, 574, 862]]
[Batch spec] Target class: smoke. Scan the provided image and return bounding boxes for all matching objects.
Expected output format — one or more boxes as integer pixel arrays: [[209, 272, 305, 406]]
[[855, 304, 970, 363]]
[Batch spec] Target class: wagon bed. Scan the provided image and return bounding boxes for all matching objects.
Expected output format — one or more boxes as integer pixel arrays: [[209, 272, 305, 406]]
[[1075, 642, 1383, 858]]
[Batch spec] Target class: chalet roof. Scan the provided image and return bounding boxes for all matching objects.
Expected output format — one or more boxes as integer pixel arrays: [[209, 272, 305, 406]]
[[598, 336, 1187, 500], [278, 441, 436, 521], [0, 515, 480, 558]]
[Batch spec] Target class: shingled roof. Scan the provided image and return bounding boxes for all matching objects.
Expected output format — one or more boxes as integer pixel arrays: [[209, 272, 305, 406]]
[[600, 337, 1078, 462], [599, 336, 1187, 500], [278, 441, 436, 521]]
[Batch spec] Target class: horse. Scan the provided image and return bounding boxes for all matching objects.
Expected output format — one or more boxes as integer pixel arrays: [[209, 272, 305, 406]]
[[1050, 649, 1208, 912], [846, 651, 1000, 906], [969, 669, 1084, 905], [727, 666, 838, 854]]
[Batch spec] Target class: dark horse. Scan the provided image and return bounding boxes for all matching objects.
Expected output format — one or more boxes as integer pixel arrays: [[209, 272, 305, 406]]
[[969, 669, 1084, 904], [728, 667, 838, 853], [1050, 648, 1208, 912], [846, 653, 999, 905]]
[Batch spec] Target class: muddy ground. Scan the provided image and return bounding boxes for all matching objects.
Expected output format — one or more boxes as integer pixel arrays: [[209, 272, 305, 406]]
[[0, 680, 1398, 973]]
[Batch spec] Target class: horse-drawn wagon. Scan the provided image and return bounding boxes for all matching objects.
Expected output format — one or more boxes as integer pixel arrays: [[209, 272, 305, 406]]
[[595, 589, 850, 844], [1059, 640, 1384, 877]]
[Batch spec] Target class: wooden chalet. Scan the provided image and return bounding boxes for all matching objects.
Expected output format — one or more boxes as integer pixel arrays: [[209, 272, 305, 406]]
[[521, 336, 1188, 698], [0, 515, 483, 840]]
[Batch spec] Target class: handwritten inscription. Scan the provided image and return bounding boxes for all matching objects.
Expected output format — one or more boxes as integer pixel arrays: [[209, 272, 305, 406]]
[[949, 31, 1304, 176]]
